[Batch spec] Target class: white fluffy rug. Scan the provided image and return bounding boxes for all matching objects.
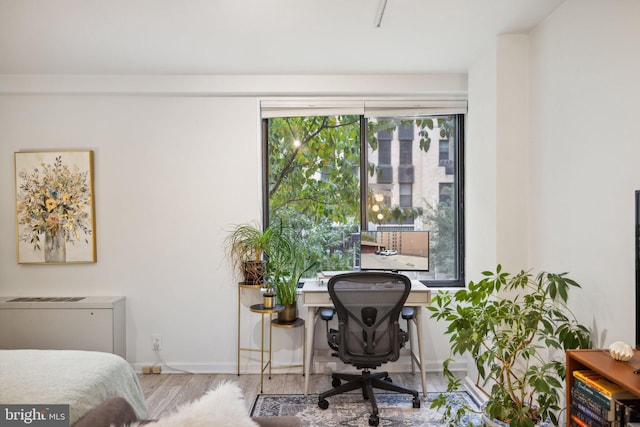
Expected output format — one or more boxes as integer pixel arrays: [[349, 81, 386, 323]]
[[134, 381, 258, 427]]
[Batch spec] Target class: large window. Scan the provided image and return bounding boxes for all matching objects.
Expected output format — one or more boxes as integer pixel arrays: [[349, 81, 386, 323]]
[[262, 105, 464, 287]]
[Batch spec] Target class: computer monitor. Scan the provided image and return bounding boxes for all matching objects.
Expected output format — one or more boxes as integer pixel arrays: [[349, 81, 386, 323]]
[[360, 230, 429, 272]]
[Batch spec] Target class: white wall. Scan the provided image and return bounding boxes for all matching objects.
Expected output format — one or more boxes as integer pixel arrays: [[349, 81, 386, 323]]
[[0, 95, 262, 370], [466, 34, 531, 276], [466, 0, 640, 355], [496, 35, 531, 270], [465, 32, 533, 388], [0, 75, 467, 373], [467, 39, 499, 278], [529, 0, 640, 347]]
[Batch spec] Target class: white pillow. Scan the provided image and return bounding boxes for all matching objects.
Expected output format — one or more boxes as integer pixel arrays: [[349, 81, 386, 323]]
[[132, 381, 258, 427]]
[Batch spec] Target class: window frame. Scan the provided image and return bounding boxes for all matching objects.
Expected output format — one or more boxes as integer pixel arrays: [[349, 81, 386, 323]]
[[262, 112, 465, 288], [420, 114, 464, 287]]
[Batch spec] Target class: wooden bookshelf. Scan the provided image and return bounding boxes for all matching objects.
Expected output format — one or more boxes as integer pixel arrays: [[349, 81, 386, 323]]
[[566, 349, 640, 422]]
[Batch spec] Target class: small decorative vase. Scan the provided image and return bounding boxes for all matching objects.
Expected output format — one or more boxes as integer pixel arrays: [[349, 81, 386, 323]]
[[277, 303, 297, 323], [44, 228, 66, 262], [263, 293, 276, 309]]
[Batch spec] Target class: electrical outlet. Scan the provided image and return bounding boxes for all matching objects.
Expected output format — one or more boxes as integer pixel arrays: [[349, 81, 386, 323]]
[[152, 334, 162, 350]]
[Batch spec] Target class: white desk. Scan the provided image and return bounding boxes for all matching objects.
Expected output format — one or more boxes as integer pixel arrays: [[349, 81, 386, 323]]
[[299, 280, 431, 396]]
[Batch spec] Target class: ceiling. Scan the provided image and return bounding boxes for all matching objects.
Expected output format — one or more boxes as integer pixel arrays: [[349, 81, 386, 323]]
[[0, 0, 566, 75]]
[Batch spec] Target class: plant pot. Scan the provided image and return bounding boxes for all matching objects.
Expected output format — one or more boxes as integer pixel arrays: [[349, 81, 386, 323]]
[[242, 260, 266, 285], [481, 414, 509, 427], [277, 303, 297, 323], [481, 412, 551, 427], [263, 292, 276, 309]]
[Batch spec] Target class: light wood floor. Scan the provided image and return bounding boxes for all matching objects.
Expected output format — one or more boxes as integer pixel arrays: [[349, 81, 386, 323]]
[[138, 372, 449, 419]]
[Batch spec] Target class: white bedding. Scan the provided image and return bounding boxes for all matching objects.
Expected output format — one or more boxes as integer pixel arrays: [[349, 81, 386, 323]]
[[0, 349, 148, 426]]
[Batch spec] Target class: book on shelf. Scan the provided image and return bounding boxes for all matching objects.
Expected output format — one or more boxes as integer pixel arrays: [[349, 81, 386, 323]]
[[573, 371, 636, 408], [570, 413, 609, 427], [572, 387, 614, 422], [574, 370, 634, 398], [573, 376, 633, 411], [570, 403, 612, 426], [571, 370, 640, 427], [569, 415, 585, 427]]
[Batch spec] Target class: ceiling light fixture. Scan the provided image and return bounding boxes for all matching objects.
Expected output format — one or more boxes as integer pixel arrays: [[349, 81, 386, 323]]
[[376, 0, 388, 28]]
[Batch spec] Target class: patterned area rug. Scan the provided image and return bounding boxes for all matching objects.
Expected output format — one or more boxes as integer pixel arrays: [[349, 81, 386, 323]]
[[250, 391, 482, 426]]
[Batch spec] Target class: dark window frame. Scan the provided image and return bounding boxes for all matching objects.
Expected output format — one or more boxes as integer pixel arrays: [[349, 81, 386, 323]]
[[262, 114, 465, 288]]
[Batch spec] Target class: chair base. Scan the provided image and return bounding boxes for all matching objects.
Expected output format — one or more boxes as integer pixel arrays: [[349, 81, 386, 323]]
[[318, 370, 420, 426]]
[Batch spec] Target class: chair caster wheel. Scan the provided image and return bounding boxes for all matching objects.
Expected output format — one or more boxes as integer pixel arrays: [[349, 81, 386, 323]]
[[318, 399, 329, 410], [369, 415, 379, 426], [332, 378, 341, 387], [412, 397, 421, 408]]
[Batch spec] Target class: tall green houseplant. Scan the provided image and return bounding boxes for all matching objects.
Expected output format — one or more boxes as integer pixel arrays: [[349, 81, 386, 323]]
[[429, 265, 591, 427], [266, 224, 315, 304]]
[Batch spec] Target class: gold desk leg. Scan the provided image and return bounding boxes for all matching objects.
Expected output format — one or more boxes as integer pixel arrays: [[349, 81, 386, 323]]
[[268, 314, 273, 379], [260, 312, 265, 393]]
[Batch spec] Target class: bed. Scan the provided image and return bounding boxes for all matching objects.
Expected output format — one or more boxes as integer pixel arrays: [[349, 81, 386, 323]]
[[0, 349, 148, 426]]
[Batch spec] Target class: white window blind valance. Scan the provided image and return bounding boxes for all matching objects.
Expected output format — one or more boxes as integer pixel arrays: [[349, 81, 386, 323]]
[[260, 99, 364, 118], [260, 97, 467, 119], [363, 99, 467, 117]]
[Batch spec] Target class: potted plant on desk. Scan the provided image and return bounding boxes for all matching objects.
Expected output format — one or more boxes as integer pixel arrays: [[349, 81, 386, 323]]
[[428, 265, 591, 427]]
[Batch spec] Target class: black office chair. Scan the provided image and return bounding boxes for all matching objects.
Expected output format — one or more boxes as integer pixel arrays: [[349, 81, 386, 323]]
[[317, 272, 420, 426]]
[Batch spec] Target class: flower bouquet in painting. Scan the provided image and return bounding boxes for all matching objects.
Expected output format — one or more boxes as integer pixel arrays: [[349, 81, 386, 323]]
[[15, 151, 95, 263]]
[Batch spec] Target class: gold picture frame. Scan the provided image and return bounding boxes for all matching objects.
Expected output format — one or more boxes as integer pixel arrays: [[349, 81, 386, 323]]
[[15, 150, 96, 264]]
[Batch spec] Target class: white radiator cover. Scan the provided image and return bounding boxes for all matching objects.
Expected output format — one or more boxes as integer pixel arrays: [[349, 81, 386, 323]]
[[0, 296, 125, 358]]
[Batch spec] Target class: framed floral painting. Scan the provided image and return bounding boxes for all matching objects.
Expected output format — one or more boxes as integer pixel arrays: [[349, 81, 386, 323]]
[[15, 150, 96, 264]]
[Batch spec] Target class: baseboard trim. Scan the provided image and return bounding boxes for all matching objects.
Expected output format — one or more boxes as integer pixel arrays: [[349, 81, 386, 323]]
[[133, 356, 467, 375]]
